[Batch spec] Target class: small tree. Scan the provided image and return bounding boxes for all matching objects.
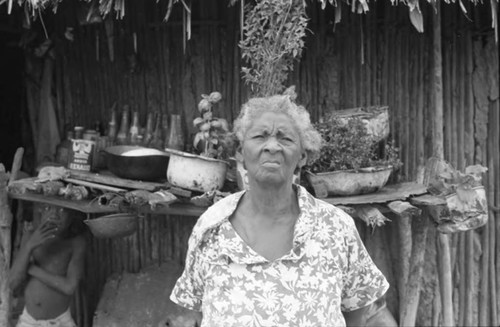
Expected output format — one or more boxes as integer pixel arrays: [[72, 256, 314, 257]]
[[239, 0, 308, 96]]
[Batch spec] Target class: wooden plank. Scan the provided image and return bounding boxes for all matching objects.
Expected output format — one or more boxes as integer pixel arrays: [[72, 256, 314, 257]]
[[64, 178, 128, 193], [8, 191, 205, 217], [387, 201, 421, 217], [353, 204, 390, 227], [68, 170, 169, 191], [8, 147, 24, 185], [409, 194, 446, 207], [324, 182, 427, 205], [9, 192, 116, 214]]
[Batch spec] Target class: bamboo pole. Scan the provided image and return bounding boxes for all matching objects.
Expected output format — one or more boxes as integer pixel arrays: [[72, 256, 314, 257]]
[[432, 2, 454, 325]]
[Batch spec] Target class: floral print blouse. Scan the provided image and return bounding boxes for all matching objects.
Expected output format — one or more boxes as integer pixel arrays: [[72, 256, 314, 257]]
[[170, 185, 389, 327]]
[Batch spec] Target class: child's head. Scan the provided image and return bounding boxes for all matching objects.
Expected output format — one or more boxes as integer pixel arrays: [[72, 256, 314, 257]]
[[39, 205, 72, 236]]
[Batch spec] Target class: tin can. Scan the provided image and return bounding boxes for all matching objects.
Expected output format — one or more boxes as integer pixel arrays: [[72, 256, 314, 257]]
[[67, 139, 96, 171]]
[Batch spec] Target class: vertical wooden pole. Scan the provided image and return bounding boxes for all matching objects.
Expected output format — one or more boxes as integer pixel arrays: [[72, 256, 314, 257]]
[[432, 2, 454, 326], [0, 165, 13, 327]]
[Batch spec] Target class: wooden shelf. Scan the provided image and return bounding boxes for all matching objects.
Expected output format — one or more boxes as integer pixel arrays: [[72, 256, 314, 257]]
[[8, 192, 207, 217]]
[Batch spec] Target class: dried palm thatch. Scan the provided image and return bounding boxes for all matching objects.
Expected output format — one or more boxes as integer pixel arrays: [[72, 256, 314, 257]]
[[1, 0, 498, 38]]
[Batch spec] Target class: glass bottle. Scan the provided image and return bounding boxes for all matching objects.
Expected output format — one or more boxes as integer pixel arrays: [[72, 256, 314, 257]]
[[55, 130, 74, 166], [149, 112, 163, 149], [116, 106, 130, 145], [144, 112, 154, 146], [107, 110, 118, 144], [129, 111, 140, 145], [166, 114, 185, 151]]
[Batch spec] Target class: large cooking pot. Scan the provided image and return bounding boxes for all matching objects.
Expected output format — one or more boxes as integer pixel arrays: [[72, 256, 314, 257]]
[[103, 145, 170, 181]]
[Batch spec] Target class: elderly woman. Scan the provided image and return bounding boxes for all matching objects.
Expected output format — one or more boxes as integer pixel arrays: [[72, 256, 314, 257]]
[[170, 95, 389, 326]]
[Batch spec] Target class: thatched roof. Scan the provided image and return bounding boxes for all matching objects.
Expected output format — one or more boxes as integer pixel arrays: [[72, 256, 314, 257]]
[[1, 0, 498, 37]]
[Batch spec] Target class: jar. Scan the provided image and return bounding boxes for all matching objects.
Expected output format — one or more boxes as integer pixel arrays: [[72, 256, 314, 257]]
[[165, 114, 185, 151]]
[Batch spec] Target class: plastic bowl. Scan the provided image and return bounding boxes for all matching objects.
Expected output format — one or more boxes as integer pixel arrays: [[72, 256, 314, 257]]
[[104, 145, 170, 181]]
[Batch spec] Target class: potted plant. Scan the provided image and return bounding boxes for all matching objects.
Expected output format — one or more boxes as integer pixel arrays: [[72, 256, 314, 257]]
[[165, 91, 235, 193], [428, 163, 489, 233], [305, 117, 402, 197]]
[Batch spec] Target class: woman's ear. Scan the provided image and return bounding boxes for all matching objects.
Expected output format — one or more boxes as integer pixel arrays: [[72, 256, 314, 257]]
[[298, 152, 308, 168], [235, 147, 246, 169]]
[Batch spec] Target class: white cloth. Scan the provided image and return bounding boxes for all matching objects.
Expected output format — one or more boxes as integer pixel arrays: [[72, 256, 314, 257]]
[[16, 308, 76, 327]]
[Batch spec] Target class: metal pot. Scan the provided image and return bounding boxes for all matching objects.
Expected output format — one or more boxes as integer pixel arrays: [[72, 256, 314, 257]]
[[103, 145, 170, 181]]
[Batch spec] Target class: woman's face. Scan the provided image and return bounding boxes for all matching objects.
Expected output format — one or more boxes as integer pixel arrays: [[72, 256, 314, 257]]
[[241, 111, 306, 187]]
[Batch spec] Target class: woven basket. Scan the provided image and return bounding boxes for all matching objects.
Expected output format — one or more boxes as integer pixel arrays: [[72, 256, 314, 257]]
[[85, 213, 138, 238]]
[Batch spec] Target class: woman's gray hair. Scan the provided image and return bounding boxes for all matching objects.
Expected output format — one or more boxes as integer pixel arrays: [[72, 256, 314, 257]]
[[233, 95, 322, 164]]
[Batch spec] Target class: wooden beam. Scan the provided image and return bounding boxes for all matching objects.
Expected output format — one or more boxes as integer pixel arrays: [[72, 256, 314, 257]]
[[354, 204, 390, 227], [68, 170, 169, 192]]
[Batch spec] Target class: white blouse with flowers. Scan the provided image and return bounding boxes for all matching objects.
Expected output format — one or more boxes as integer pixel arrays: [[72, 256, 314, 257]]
[[170, 185, 389, 327]]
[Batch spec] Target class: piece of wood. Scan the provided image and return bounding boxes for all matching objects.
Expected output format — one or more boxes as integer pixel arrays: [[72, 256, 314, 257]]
[[438, 233, 454, 326], [337, 205, 357, 217], [68, 170, 169, 192], [354, 204, 390, 228], [0, 165, 13, 327], [397, 211, 412, 317], [399, 211, 430, 326], [9, 192, 116, 214], [64, 178, 127, 193], [388, 200, 418, 317], [8, 147, 24, 186], [387, 200, 421, 217], [167, 187, 192, 199], [8, 191, 205, 217], [325, 182, 427, 205], [409, 194, 446, 207]]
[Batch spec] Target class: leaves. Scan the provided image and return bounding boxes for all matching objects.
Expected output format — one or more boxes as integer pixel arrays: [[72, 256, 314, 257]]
[[239, 0, 308, 96], [306, 117, 402, 173], [192, 91, 235, 160]]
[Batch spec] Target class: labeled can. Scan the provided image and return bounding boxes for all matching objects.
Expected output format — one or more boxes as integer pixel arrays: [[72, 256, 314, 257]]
[[67, 139, 96, 171]]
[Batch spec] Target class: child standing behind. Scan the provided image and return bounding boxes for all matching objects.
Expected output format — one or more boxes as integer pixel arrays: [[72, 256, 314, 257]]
[[9, 204, 86, 327]]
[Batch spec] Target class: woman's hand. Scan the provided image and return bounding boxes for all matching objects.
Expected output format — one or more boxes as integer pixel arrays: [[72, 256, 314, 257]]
[[26, 221, 57, 251]]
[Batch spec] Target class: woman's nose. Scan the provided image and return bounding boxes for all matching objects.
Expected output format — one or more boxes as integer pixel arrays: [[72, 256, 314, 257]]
[[263, 137, 282, 152]]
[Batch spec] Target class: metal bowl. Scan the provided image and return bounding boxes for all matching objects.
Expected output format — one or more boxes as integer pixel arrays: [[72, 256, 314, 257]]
[[103, 145, 170, 181]]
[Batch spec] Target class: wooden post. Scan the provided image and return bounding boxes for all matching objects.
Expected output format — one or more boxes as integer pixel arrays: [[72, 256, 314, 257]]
[[399, 209, 430, 326], [0, 148, 24, 326], [0, 164, 13, 327], [387, 200, 422, 314], [432, 2, 454, 325]]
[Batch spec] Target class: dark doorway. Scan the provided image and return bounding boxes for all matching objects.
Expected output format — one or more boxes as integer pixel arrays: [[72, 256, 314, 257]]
[[0, 8, 24, 171]]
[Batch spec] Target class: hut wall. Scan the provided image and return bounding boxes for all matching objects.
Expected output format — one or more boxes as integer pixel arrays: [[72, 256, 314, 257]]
[[43, 1, 498, 326]]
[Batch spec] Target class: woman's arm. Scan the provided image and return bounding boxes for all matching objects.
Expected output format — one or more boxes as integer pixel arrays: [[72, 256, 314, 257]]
[[27, 235, 86, 296]]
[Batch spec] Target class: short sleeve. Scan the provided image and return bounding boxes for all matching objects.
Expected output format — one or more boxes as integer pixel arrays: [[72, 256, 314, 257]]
[[170, 231, 205, 311], [341, 219, 389, 312]]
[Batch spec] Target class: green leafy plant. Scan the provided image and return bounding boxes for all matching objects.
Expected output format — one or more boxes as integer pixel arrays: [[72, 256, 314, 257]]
[[192, 91, 234, 160], [239, 0, 308, 96], [307, 117, 403, 173]]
